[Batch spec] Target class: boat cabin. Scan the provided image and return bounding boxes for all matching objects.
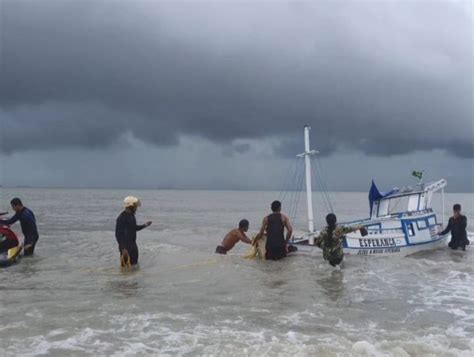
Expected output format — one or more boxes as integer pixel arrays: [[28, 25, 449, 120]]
[[370, 179, 447, 219]]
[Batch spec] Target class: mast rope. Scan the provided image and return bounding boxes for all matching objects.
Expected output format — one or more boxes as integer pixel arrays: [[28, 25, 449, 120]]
[[312, 157, 334, 213], [289, 161, 305, 223], [287, 160, 300, 221], [277, 127, 336, 230], [279, 157, 301, 203], [312, 164, 331, 214]]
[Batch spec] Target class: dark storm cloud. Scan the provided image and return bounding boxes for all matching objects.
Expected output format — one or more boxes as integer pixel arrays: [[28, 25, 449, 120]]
[[0, 0, 472, 157]]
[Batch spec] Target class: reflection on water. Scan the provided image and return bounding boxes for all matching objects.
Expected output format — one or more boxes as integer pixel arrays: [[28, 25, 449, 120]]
[[263, 278, 288, 289], [448, 250, 469, 263], [316, 270, 345, 301], [108, 279, 142, 298], [16, 256, 43, 276]]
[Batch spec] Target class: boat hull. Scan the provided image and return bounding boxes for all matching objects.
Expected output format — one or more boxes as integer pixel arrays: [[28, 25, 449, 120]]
[[291, 234, 449, 257]]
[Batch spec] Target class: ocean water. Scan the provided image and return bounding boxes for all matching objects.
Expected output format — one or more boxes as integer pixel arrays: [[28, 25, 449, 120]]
[[0, 188, 473, 356]]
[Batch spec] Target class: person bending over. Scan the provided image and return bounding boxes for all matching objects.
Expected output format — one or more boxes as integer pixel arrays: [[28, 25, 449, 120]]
[[0, 198, 39, 256], [215, 219, 252, 254]]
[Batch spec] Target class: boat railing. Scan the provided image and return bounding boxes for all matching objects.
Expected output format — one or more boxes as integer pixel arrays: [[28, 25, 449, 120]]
[[340, 218, 372, 225], [375, 208, 434, 219], [347, 208, 435, 224], [364, 227, 404, 235], [398, 208, 433, 218]]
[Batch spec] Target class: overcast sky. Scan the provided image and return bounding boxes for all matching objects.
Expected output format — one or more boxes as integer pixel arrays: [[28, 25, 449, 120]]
[[0, 0, 472, 192]]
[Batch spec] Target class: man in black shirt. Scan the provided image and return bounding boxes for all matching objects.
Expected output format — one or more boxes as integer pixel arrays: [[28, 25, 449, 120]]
[[254, 200, 294, 260], [115, 196, 152, 267], [440, 204, 469, 251], [0, 198, 39, 255]]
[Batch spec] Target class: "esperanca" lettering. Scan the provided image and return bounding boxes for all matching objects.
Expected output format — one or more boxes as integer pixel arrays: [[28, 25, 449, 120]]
[[358, 238, 397, 248]]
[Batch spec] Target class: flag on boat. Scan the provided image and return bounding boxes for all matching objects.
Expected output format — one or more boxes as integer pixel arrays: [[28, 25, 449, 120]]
[[412, 170, 423, 180]]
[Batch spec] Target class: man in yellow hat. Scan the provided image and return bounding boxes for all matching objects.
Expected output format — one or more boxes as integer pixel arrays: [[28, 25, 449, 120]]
[[115, 196, 152, 267]]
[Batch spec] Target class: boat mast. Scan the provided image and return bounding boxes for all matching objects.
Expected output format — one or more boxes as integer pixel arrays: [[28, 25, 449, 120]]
[[297, 125, 318, 244]]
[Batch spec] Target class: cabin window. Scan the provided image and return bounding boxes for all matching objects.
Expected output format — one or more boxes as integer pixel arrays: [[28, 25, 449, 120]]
[[407, 194, 420, 211], [366, 223, 382, 233], [388, 196, 409, 215], [417, 220, 428, 230], [406, 223, 415, 236], [377, 200, 389, 217], [427, 216, 437, 226]]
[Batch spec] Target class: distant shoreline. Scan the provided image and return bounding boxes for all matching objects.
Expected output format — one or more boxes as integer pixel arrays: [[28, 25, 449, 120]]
[[0, 186, 472, 194]]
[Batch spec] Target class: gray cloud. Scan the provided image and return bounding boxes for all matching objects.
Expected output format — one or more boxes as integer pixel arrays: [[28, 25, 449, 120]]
[[0, 0, 472, 158]]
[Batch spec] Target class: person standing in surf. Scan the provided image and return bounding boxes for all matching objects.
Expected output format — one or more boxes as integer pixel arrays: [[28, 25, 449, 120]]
[[254, 200, 294, 260], [0, 198, 39, 256], [315, 213, 367, 267], [439, 204, 469, 251], [115, 196, 152, 267]]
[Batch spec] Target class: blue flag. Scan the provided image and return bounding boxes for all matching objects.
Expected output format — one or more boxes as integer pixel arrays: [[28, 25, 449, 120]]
[[368, 180, 383, 216]]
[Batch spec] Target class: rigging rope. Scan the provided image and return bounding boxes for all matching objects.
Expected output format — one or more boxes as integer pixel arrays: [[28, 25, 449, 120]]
[[289, 161, 305, 224], [278, 157, 299, 202], [287, 159, 302, 215], [312, 164, 332, 214], [312, 157, 334, 213], [315, 157, 335, 209], [280, 155, 335, 226]]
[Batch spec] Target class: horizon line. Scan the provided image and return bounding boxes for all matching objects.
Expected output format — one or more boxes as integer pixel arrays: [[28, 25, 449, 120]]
[[0, 185, 472, 194]]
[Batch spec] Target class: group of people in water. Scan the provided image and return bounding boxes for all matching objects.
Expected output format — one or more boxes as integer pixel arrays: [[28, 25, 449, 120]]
[[215, 199, 367, 266], [214, 200, 469, 266], [0, 196, 470, 268]]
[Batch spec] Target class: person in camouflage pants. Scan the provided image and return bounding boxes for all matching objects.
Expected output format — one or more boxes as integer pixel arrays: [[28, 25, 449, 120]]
[[315, 213, 367, 267]]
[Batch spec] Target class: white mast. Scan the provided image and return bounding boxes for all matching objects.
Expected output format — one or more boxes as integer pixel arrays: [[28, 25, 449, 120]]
[[297, 125, 318, 244]]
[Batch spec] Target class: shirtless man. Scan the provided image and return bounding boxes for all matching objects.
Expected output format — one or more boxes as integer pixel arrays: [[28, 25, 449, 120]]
[[215, 219, 252, 254]]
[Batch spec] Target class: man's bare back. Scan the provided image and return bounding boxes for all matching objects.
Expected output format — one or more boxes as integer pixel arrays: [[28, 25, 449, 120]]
[[221, 229, 251, 250], [215, 219, 252, 254]]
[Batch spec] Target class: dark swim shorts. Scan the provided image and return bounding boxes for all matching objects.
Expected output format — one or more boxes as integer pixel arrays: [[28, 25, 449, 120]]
[[215, 246, 228, 255]]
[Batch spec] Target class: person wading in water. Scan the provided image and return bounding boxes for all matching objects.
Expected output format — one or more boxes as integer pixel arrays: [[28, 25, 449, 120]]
[[254, 200, 294, 260], [440, 204, 469, 251], [315, 213, 367, 267], [115, 196, 152, 267], [0, 198, 39, 256]]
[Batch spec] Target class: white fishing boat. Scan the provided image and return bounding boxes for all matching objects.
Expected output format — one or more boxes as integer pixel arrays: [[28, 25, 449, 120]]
[[288, 126, 450, 256]]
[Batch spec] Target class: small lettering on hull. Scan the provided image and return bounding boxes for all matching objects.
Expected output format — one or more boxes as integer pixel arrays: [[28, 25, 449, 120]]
[[356, 247, 401, 255]]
